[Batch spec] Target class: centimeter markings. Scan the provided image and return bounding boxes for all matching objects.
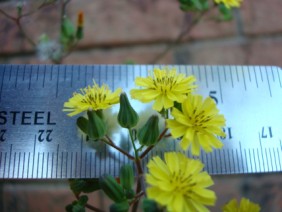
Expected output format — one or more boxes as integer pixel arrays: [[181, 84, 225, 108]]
[[0, 64, 281, 179]]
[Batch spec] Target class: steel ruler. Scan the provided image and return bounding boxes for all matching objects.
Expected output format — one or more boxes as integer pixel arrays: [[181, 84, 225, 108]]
[[0, 64, 281, 179]]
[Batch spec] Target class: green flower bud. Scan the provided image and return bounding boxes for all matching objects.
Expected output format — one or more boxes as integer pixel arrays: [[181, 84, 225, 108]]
[[138, 115, 159, 146], [110, 201, 129, 212], [87, 110, 106, 140], [99, 174, 126, 203], [120, 165, 134, 191], [118, 93, 139, 128], [142, 198, 162, 212]]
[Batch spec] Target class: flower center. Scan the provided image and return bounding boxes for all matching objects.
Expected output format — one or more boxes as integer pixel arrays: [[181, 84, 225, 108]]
[[170, 171, 195, 196], [190, 109, 212, 132], [152, 75, 177, 93]]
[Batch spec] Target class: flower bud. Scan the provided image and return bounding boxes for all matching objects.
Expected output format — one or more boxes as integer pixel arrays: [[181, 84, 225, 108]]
[[110, 201, 129, 212], [118, 93, 139, 128], [138, 115, 159, 146], [120, 165, 134, 191], [99, 174, 126, 203], [87, 110, 106, 140], [76, 11, 84, 40]]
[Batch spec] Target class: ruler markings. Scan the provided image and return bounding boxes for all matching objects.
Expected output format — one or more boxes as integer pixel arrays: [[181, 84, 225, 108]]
[[22, 65, 26, 81], [7, 144, 12, 178], [46, 152, 49, 178], [277, 148, 282, 170], [75, 151, 78, 178], [70, 66, 74, 88], [42, 152, 45, 178], [235, 149, 240, 173], [271, 67, 275, 82], [239, 142, 244, 173], [223, 68, 227, 82], [275, 67, 282, 87], [211, 68, 215, 82], [247, 67, 252, 82], [3, 152, 7, 178], [80, 136, 83, 178], [70, 152, 73, 178], [56, 144, 59, 178], [36, 65, 39, 81], [232, 149, 237, 173], [50, 65, 53, 81], [244, 149, 249, 173], [51, 152, 54, 178], [65, 152, 68, 178], [64, 65, 67, 82], [12, 152, 16, 178], [28, 66, 32, 90], [264, 148, 270, 172], [235, 67, 239, 82], [8, 65, 12, 81], [61, 152, 64, 178], [248, 149, 253, 173], [216, 67, 223, 104], [42, 65, 46, 88], [268, 148, 274, 171], [198, 66, 202, 82], [55, 67, 59, 98], [263, 66, 272, 97], [36, 152, 40, 178], [22, 152, 25, 178], [84, 152, 87, 178], [258, 134, 266, 171], [241, 67, 247, 91], [27, 152, 30, 178], [204, 66, 209, 88], [227, 149, 232, 173], [15, 65, 19, 88], [253, 68, 259, 88], [229, 66, 234, 88]]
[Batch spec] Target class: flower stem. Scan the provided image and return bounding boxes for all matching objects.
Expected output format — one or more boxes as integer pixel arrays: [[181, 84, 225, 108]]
[[132, 158, 145, 212], [129, 128, 139, 159], [104, 136, 135, 160]]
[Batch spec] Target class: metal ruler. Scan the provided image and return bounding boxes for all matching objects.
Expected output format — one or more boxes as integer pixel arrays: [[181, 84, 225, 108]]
[[0, 64, 281, 179]]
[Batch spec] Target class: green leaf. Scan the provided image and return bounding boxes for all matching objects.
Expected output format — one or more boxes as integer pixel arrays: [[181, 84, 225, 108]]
[[69, 179, 100, 195], [61, 17, 75, 39], [76, 117, 88, 135]]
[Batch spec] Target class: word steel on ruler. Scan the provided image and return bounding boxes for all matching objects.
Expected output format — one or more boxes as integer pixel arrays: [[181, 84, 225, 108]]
[[0, 64, 281, 179]]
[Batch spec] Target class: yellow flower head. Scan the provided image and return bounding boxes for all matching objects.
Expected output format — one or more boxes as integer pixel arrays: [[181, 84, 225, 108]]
[[63, 82, 122, 116], [166, 95, 226, 156], [146, 152, 216, 212], [223, 198, 261, 212], [214, 0, 242, 9], [130, 68, 196, 111]]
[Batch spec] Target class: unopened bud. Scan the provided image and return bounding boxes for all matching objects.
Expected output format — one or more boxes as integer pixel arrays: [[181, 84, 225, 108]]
[[138, 115, 159, 146], [118, 93, 139, 128], [76, 11, 84, 40], [87, 110, 106, 140]]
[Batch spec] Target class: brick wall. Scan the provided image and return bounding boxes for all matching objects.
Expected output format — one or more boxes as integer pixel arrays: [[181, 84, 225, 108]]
[[0, 0, 282, 211]]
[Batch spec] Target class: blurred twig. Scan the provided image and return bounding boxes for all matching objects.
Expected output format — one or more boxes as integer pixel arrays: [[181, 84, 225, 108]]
[[149, 8, 214, 64]]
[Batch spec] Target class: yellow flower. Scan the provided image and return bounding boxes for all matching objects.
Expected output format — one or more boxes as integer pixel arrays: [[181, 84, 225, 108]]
[[215, 0, 242, 9], [146, 152, 216, 212], [63, 82, 122, 116], [166, 95, 226, 156], [130, 68, 196, 111], [223, 198, 261, 212]]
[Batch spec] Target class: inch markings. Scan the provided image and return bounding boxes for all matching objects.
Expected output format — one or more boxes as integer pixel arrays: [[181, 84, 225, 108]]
[[0, 64, 281, 178]]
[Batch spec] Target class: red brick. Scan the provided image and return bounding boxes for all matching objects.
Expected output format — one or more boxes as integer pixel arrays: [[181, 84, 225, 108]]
[[241, 0, 282, 35], [248, 38, 282, 67], [0, 0, 236, 54]]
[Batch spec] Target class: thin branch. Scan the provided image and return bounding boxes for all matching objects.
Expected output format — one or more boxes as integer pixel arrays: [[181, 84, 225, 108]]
[[105, 136, 135, 160], [149, 9, 211, 64], [0, 9, 16, 20]]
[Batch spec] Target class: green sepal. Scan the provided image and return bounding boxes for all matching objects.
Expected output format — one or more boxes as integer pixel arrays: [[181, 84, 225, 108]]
[[69, 179, 100, 195], [218, 3, 233, 21], [76, 27, 84, 40], [118, 93, 139, 128], [120, 165, 134, 191], [65, 195, 88, 212], [76, 117, 88, 135], [142, 199, 163, 212], [138, 115, 159, 146], [87, 110, 107, 140], [99, 174, 126, 203], [110, 201, 130, 212]]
